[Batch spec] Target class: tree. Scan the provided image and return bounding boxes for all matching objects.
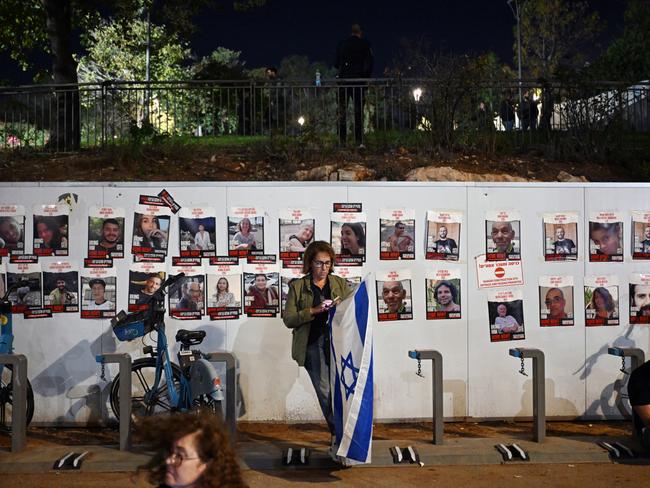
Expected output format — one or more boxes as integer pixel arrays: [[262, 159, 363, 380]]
[[519, 0, 602, 79], [594, 0, 650, 82], [78, 18, 191, 82], [0, 0, 265, 150]]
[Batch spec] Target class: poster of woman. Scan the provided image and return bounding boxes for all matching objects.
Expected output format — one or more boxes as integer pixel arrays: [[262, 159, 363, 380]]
[[33, 204, 69, 257]]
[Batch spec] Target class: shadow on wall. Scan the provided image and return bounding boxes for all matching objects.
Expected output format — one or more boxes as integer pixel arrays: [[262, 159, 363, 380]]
[[516, 378, 580, 418], [398, 368, 467, 419], [231, 318, 299, 421], [31, 327, 117, 424], [574, 324, 642, 419]]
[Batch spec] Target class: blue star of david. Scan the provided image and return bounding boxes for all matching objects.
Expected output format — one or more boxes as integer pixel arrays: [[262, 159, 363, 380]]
[[340, 351, 359, 400]]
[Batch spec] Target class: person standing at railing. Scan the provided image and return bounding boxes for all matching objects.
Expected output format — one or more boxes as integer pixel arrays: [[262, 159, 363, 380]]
[[499, 91, 516, 131], [335, 23, 373, 147]]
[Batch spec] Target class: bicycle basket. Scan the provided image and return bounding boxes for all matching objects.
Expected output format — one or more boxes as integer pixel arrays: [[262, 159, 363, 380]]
[[111, 310, 154, 341]]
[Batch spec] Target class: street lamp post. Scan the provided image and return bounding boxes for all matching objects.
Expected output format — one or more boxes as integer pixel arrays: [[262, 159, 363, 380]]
[[507, 0, 523, 118]]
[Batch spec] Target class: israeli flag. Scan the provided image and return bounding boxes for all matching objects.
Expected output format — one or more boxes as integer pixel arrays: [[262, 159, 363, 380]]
[[329, 275, 373, 464]]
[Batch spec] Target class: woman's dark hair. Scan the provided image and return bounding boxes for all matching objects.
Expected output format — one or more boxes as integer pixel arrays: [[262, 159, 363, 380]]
[[589, 222, 620, 238], [302, 241, 336, 274], [135, 213, 160, 237], [434, 280, 458, 302], [35, 217, 63, 248], [237, 218, 252, 233], [341, 222, 366, 247], [138, 410, 245, 488], [589, 287, 615, 312], [217, 277, 230, 293]]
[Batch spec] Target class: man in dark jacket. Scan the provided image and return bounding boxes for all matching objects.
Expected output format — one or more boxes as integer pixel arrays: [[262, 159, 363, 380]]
[[335, 24, 373, 146]]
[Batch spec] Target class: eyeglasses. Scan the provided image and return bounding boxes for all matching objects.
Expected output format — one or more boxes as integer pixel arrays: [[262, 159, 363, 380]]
[[165, 451, 201, 467], [396, 226, 405, 230], [312, 260, 332, 268]]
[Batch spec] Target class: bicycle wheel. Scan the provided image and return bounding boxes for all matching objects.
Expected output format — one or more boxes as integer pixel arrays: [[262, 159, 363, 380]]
[[109, 358, 182, 420], [0, 364, 35, 431], [192, 394, 223, 422]]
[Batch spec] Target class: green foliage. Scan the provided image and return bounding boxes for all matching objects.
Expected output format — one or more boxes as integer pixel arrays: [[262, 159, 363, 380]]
[[278, 55, 336, 82], [78, 18, 191, 82], [193, 47, 246, 80], [0, 1, 47, 70], [520, 0, 602, 78], [593, 0, 650, 82]]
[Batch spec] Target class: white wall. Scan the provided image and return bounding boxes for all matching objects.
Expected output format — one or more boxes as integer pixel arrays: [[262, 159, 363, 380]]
[[2, 182, 649, 425]]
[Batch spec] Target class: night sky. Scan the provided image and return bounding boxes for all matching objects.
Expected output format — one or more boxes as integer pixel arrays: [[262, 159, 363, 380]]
[[2, 0, 628, 85]]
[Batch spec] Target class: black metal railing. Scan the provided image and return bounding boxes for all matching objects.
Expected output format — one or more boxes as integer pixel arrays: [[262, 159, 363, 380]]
[[0, 79, 648, 152]]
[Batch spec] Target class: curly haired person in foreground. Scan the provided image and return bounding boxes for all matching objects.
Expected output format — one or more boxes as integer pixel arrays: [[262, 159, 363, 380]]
[[138, 410, 245, 488]]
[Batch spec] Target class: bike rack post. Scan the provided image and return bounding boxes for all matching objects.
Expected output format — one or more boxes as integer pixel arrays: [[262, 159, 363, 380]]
[[607, 347, 646, 372], [608, 346, 646, 437], [0, 353, 27, 452], [206, 351, 238, 441], [96, 353, 132, 451], [509, 347, 545, 442], [408, 349, 444, 445]]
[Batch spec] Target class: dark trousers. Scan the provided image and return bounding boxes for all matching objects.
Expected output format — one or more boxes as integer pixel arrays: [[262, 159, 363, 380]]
[[338, 84, 366, 145], [304, 332, 334, 434]]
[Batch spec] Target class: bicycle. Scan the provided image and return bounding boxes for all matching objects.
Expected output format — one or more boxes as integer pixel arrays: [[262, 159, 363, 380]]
[[107, 273, 223, 419], [0, 282, 35, 430]]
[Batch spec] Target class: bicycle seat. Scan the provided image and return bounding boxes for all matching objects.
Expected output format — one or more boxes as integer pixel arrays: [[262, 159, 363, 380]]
[[175, 329, 206, 346]]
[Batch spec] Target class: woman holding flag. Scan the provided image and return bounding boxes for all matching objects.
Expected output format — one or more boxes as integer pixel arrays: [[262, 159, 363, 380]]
[[283, 241, 352, 442]]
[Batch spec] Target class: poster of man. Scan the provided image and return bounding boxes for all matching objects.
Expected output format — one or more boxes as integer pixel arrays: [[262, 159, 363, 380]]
[[88, 206, 125, 259], [33, 204, 69, 257], [330, 212, 367, 266], [376, 269, 413, 322], [487, 289, 525, 342], [168, 266, 205, 320], [228, 207, 264, 258], [179, 207, 217, 259], [131, 204, 172, 261], [379, 209, 415, 260], [632, 211, 650, 260], [279, 208, 315, 267], [425, 210, 462, 261], [206, 266, 242, 320], [281, 268, 304, 313], [0, 206, 26, 256], [538, 276, 574, 326], [543, 213, 578, 261], [425, 268, 461, 320], [128, 262, 166, 312], [7, 264, 42, 314], [584, 275, 619, 326], [485, 210, 521, 261], [42, 262, 78, 313], [589, 212, 623, 262], [243, 263, 279, 317], [629, 274, 650, 324], [80, 269, 117, 319]]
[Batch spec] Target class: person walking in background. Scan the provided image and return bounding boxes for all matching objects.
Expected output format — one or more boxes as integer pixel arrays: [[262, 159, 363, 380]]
[[335, 23, 373, 147], [499, 91, 516, 131]]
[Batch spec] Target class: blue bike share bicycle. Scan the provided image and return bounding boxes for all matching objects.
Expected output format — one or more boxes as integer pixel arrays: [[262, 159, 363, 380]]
[[0, 282, 35, 429], [108, 273, 223, 419]]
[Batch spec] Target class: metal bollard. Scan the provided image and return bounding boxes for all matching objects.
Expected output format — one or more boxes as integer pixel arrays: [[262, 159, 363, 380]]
[[0, 354, 27, 452], [408, 349, 444, 445], [608, 346, 646, 438], [509, 348, 545, 442], [96, 353, 132, 451], [205, 351, 238, 441]]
